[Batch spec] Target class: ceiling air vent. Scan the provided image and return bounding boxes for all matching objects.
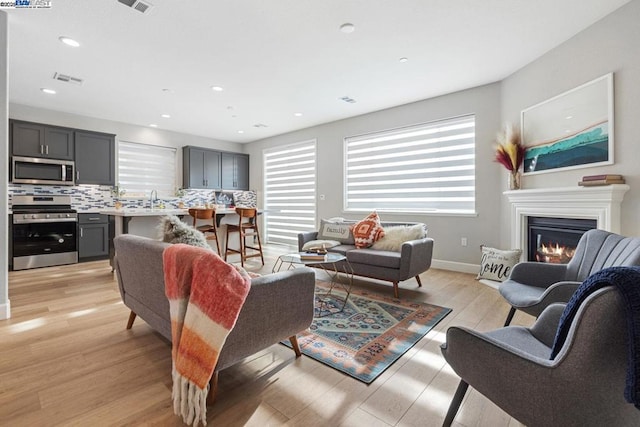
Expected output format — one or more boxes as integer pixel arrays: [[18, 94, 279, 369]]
[[253, 123, 268, 128], [117, 0, 153, 14], [339, 96, 357, 104], [53, 72, 83, 86]]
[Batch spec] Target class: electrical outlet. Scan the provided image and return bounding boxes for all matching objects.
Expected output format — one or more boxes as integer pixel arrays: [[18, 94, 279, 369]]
[[461, 237, 468, 247], [319, 194, 325, 200]]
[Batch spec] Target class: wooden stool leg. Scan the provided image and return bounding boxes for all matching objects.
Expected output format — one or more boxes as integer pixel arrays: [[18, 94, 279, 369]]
[[224, 227, 230, 261]]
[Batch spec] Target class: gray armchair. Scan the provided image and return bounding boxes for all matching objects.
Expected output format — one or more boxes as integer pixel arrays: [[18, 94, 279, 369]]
[[441, 285, 640, 426], [499, 229, 640, 326]]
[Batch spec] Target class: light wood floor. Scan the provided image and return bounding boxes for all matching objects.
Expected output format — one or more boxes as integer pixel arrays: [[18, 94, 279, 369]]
[[1, 244, 532, 427]]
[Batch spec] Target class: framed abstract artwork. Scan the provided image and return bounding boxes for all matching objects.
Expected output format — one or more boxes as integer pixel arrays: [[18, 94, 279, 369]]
[[521, 73, 613, 174]]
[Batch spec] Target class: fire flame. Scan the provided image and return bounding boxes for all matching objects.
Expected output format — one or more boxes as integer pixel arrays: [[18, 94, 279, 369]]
[[537, 242, 575, 264]]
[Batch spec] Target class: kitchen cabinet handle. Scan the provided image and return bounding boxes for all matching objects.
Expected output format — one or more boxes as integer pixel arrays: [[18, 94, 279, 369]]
[[45, 145, 49, 155], [80, 228, 83, 238], [88, 217, 101, 221], [76, 171, 79, 180], [40, 144, 44, 155]]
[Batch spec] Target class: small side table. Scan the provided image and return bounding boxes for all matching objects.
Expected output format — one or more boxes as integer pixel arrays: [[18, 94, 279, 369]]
[[273, 252, 354, 317]]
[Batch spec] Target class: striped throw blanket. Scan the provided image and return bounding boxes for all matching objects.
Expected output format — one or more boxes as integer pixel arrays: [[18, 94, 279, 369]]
[[163, 244, 251, 426]]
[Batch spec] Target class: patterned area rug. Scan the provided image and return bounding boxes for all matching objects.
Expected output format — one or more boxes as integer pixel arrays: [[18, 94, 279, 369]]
[[284, 282, 452, 383]]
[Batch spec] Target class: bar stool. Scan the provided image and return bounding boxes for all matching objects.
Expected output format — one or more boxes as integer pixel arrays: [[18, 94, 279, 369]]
[[188, 208, 220, 253], [224, 207, 264, 267]]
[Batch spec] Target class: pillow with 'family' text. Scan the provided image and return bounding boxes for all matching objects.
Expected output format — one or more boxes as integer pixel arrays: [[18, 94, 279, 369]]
[[318, 219, 355, 244]]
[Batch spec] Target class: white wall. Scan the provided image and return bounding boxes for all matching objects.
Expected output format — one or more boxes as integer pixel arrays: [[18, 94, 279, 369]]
[[500, 0, 640, 245], [244, 83, 503, 267], [9, 103, 243, 186], [1, 12, 9, 319]]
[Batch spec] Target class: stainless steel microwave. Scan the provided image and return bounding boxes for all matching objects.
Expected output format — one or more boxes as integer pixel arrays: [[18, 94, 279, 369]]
[[11, 156, 75, 186]]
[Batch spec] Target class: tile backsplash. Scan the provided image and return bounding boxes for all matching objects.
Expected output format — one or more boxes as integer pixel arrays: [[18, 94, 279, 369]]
[[8, 184, 218, 212]]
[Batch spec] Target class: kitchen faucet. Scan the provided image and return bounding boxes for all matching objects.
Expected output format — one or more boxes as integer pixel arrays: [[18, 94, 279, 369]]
[[149, 189, 158, 209]]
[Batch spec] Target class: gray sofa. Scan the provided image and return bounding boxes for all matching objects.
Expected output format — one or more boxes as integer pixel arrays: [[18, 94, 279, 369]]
[[298, 221, 434, 298], [113, 234, 316, 402]]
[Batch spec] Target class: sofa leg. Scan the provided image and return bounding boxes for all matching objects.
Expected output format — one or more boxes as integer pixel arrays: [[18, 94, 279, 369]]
[[126, 311, 137, 329], [289, 335, 302, 357], [415, 275, 422, 287], [503, 307, 516, 327], [393, 281, 399, 299], [443, 379, 469, 427], [206, 371, 219, 406]]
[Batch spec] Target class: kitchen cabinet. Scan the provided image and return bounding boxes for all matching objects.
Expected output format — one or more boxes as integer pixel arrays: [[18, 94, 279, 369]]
[[183, 146, 221, 189], [78, 213, 109, 260], [10, 120, 75, 160], [221, 152, 249, 190], [74, 130, 116, 185]]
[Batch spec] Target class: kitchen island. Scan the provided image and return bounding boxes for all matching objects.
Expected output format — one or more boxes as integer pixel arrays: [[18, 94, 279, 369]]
[[101, 207, 255, 269]]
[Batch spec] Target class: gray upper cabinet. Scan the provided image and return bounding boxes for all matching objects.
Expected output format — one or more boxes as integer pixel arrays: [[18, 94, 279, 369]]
[[74, 130, 116, 185], [11, 120, 75, 160], [221, 152, 249, 190], [183, 146, 221, 189]]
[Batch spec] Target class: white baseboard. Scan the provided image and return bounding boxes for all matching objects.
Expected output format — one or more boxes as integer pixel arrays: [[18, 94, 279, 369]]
[[431, 259, 479, 274], [0, 300, 10, 320]]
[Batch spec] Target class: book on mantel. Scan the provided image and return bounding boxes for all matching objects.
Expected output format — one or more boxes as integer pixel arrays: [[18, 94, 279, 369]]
[[299, 252, 328, 261], [579, 174, 625, 186]]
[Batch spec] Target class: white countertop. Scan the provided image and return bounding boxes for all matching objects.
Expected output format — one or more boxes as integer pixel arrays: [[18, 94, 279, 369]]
[[100, 207, 244, 217]]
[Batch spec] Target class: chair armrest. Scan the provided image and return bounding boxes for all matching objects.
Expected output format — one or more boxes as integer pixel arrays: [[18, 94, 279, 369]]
[[536, 280, 581, 308], [298, 231, 319, 251], [508, 261, 568, 288], [398, 237, 434, 279], [530, 303, 567, 347]]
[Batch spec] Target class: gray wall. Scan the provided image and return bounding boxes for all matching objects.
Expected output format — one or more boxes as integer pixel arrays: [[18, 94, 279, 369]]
[[245, 83, 503, 268], [500, 0, 640, 245]]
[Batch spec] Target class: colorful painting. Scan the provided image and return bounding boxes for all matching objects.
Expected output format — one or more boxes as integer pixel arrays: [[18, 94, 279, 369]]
[[521, 73, 613, 174]]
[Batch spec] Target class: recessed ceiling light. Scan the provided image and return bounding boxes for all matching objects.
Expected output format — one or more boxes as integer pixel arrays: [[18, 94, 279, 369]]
[[58, 36, 80, 47], [161, 114, 171, 118], [211, 86, 224, 92], [149, 124, 158, 128], [294, 112, 303, 117], [161, 88, 173, 93], [399, 57, 408, 63], [41, 88, 56, 94], [237, 130, 244, 134], [340, 23, 355, 34]]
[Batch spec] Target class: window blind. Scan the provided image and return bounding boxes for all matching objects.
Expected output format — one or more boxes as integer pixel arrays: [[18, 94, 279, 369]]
[[344, 115, 476, 214], [263, 140, 317, 246], [118, 141, 177, 198]]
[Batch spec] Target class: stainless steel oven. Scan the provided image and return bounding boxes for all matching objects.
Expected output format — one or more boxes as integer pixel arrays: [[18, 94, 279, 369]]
[[11, 195, 78, 270]]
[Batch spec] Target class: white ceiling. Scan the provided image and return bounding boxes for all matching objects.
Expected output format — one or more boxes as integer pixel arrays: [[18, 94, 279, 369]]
[[5, 0, 631, 143]]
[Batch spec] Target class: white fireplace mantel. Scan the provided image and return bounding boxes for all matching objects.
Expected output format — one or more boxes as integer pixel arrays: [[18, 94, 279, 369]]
[[505, 184, 629, 252]]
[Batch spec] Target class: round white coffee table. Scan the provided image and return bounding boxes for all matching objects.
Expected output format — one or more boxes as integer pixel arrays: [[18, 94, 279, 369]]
[[273, 252, 354, 317]]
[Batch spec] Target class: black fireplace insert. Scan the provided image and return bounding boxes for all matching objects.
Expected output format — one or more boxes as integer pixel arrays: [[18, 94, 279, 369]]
[[528, 217, 597, 263]]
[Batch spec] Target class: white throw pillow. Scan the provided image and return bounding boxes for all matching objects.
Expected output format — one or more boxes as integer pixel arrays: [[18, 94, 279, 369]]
[[476, 246, 522, 282], [370, 224, 427, 252]]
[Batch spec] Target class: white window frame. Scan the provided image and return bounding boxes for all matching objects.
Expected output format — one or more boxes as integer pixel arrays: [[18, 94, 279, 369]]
[[117, 140, 177, 198], [344, 114, 476, 215]]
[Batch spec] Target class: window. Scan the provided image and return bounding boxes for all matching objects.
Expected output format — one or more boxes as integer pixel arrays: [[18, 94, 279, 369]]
[[118, 141, 177, 198], [263, 140, 317, 246], [344, 114, 475, 214]]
